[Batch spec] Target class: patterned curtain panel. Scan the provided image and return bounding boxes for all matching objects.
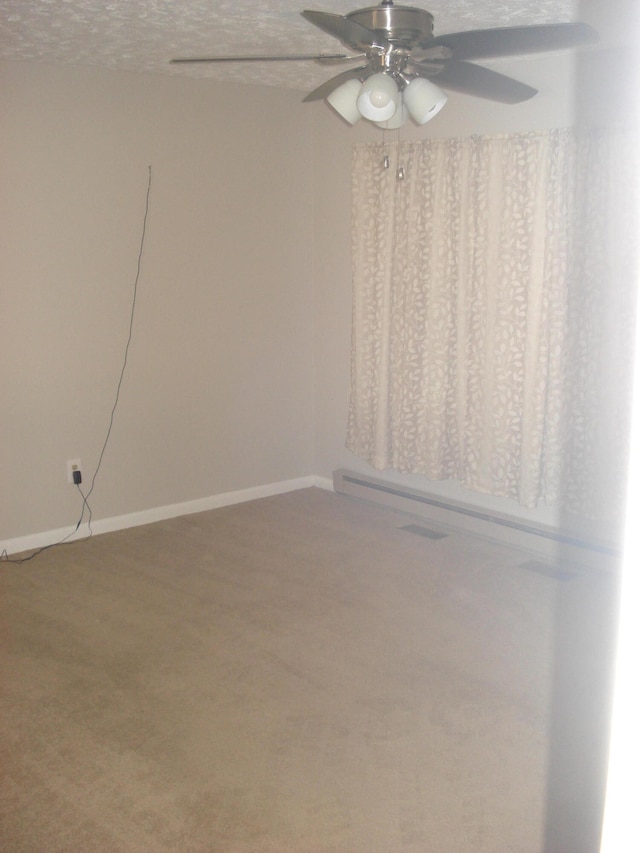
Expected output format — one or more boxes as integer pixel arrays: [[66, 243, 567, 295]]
[[347, 128, 638, 521]]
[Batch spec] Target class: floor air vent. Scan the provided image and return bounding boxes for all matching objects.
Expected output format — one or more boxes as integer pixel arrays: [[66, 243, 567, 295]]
[[400, 524, 448, 540], [518, 560, 579, 581]]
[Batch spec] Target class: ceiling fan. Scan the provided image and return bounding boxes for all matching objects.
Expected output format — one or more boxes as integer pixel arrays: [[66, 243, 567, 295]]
[[171, 1, 597, 128]]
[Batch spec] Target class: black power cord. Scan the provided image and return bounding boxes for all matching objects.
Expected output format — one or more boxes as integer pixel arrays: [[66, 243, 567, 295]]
[[1, 165, 153, 565]]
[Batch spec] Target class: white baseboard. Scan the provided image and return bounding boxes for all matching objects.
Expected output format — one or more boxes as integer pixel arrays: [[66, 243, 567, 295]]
[[1, 475, 334, 557]]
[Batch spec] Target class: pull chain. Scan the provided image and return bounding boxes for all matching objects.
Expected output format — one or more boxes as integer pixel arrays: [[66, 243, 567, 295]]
[[396, 127, 405, 181], [380, 129, 405, 180], [382, 128, 390, 169]]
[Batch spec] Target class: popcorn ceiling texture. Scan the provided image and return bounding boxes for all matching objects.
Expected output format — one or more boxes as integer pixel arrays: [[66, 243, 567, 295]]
[[0, 0, 578, 90]]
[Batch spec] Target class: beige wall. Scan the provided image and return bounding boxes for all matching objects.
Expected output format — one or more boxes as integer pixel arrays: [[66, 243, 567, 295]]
[[1, 62, 315, 541]]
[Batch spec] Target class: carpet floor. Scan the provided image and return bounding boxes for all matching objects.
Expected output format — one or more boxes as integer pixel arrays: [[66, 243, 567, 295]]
[[0, 488, 618, 851]]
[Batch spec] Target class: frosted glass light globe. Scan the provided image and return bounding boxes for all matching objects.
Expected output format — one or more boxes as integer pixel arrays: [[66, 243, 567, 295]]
[[375, 95, 407, 129], [403, 77, 448, 125], [357, 73, 399, 122], [326, 78, 362, 125]]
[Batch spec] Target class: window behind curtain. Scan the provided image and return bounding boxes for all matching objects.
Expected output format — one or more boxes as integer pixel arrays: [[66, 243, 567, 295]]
[[348, 129, 638, 527]]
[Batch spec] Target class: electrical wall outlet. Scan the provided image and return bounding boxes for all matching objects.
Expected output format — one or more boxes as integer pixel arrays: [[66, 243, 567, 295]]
[[67, 459, 82, 485]]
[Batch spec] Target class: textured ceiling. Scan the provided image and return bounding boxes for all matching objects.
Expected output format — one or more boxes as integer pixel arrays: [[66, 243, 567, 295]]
[[0, 1, 581, 92]]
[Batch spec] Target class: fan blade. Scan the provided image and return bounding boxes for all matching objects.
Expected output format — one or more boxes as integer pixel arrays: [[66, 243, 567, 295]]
[[410, 60, 537, 104], [171, 53, 358, 64], [303, 66, 369, 102], [428, 23, 597, 62], [302, 10, 390, 51]]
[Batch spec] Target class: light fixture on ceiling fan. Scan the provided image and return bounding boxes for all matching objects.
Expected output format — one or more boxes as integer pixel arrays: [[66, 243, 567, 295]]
[[171, 1, 597, 129]]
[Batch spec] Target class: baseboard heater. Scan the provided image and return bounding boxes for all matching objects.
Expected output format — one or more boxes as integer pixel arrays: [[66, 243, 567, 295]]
[[333, 469, 619, 571]]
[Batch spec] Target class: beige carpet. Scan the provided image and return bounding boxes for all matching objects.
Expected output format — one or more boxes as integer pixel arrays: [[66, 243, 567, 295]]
[[0, 488, 617, 851]]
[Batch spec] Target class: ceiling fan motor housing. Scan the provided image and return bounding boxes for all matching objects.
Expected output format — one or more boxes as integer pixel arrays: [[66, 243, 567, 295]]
[[346, 5, 435, 51]]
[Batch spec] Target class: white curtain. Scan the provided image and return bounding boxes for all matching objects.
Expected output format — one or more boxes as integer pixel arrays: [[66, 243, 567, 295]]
[[347, 128, 638, 521]]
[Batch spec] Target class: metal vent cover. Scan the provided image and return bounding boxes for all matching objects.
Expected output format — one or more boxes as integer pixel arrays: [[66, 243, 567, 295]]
[[518, 559, 579, 581], [400, 523, 448, 540]]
